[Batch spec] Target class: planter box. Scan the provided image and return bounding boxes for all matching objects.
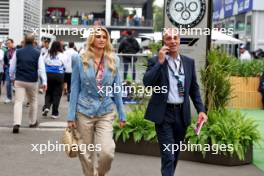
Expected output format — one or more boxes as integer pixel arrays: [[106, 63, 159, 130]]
[[228, 76, 262, 109], [115, 138, 252, 166]]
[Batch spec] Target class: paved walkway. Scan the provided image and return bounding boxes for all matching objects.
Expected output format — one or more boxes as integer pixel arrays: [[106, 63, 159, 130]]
[[0, 93, 263, 176]]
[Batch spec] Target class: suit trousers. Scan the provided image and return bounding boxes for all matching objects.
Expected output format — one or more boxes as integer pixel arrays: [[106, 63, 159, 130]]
[[155, 105, 187, 176], [76, 111, 116, 176], [13, 81, 38, 125]]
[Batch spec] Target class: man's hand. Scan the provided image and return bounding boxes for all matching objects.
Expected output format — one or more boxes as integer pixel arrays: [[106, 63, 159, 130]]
[[158, 46, 170, 64], [119, 120, 126, 128], [67, 121, 77, 129], [42, 84, 47, 92], [197, 112, 208, 123]]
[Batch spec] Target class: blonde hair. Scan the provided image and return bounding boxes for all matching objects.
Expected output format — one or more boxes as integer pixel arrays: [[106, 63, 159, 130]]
[[81, 26, 116, 74]]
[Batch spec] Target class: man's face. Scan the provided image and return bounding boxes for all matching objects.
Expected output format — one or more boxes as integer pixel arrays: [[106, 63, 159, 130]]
[[164, 29, 180, 54], [44, 41, 50, 49], [240, 48, 245, 54], [6, 40, 14, 49]]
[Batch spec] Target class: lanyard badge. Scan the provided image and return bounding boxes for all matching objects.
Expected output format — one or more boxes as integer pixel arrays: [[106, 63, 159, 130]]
[[168, 60, 185, 97]]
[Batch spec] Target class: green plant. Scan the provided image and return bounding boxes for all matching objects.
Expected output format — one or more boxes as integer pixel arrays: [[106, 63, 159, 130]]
[[185, 109, 261, 160], [201, 50, 236, 111], [113, 103, 157, 143], [230, 59, 264, 77]]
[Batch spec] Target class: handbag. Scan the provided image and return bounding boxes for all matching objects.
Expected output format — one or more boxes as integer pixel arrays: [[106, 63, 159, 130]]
[[62, 127, 79, 158]]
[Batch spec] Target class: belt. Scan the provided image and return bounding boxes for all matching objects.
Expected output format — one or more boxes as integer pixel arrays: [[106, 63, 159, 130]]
[[166, 103, 183, 109]]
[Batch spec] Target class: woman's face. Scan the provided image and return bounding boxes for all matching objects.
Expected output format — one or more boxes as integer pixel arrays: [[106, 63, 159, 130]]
[[93, 30, 107, 49]]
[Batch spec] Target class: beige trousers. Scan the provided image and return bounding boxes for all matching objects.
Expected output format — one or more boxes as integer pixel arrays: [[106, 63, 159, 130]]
[[13, 81, 38, 125], [76, 111, 116, 176]]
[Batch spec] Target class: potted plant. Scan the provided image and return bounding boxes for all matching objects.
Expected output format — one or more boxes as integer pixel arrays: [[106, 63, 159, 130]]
[[113, 103, 160, 156]]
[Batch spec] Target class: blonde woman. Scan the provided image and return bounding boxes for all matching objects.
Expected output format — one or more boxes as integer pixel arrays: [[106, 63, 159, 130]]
[[67, 26, 126, 176]]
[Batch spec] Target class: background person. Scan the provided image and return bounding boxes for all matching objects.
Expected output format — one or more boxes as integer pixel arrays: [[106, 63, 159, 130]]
[[143, 28, 208, 176], [67, 26, 126, 176], [239, 44, 251, 61], [42, 41, 66, 119], [9, 33, 47, 133], [63, 42, 78, 101], [0, 42, 4, 96], [118, 30, 140, 81], [3, 38, 16, 103]]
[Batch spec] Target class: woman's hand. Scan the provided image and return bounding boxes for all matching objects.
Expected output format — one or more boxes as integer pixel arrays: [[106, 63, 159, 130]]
[[119, 120, 126, 128], [67, 121, 77, 129]]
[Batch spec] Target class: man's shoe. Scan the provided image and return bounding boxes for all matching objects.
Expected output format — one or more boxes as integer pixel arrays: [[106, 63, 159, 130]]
[[4, 99, 12, 104], [13, 125, 20, 133], [51, 115, 59, 119], [42, 108, 49, 116], [29, 121, 38, 128]]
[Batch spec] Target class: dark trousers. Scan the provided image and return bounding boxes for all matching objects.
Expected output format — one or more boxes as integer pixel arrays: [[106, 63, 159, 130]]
[[123, 56, 136, 81], [43, 73, 64, 116], [155, 105, 187, 176], [64, 72, 71, 101], [0, 72, 3, 95]]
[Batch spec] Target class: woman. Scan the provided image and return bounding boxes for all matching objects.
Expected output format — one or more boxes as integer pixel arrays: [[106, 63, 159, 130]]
[[42, 41, 66, 119], [67, 26, 126, 176]]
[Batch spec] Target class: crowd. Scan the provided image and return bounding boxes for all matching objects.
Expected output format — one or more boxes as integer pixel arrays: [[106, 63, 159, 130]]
[[0, 35, 78, 131]]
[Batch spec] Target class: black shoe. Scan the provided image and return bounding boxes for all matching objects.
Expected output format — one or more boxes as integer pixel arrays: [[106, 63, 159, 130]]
[[29, 121, 38, 128], [13, 125, 20, 133]]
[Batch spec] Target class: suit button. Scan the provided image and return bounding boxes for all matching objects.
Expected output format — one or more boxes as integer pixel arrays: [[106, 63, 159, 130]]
[[86, 82, 90, 85], [99, 97, 103, 101]]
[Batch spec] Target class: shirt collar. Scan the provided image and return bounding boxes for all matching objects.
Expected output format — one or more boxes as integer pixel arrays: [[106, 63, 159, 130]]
[[166, 54, 181, 62]]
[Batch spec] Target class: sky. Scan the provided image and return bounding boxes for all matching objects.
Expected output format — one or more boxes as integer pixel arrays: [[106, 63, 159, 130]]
[[154, 0, 164, 7]]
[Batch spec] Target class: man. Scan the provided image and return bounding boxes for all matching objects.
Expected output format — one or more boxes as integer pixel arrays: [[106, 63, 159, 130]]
[[143, 28, 208, 176], [40, 38, 50, 56], [3, 38, 16, 103], [0, 41, 4, 95], [239, 44, 251, 60], [9, 33, 47, 133], [118, 30, 140, 81], [38, 38, 50, 94], [63, 42, 77, 101]]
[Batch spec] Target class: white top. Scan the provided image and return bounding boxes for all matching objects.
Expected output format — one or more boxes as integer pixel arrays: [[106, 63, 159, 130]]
[[0, 49, 4, 73], [63, 48, 78, 73], [240, 50, 251, 61]]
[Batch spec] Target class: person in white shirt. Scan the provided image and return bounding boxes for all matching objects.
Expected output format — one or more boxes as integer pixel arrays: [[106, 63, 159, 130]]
[[239, 44, 252, 61], [63, 42, 78, 101], [0, 42, 4, 96]]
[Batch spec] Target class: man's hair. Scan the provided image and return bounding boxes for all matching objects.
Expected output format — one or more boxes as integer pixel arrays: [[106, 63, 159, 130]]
[[6, 38, 14, 43], [127, 30, 132, 36], [24, 33, 35, 44], [68, 42, 75, 48]]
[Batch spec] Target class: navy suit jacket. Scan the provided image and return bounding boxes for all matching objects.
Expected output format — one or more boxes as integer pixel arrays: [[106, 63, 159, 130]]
[[143, 55, 206, 126]]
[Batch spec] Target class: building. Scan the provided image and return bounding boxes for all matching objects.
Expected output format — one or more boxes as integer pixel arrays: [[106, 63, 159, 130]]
[[41, 0, 153, 47], [213, 0, 264, 54], [0, 0, 42, 45]]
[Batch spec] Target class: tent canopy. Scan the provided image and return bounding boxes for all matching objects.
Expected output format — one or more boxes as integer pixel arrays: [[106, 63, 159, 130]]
[[211, 30, 245, 44]]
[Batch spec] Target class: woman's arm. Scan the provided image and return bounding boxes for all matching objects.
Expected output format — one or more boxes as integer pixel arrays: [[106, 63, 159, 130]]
[[67, 54, 81, 121]]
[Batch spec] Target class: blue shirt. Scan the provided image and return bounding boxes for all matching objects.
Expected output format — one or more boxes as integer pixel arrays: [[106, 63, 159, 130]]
[[166, 54, 185, 104]]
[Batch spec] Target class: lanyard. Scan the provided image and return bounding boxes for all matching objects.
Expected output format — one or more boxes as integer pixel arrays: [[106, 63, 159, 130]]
[[167, 59, 183, 76], [95, 54, 104, 78]]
